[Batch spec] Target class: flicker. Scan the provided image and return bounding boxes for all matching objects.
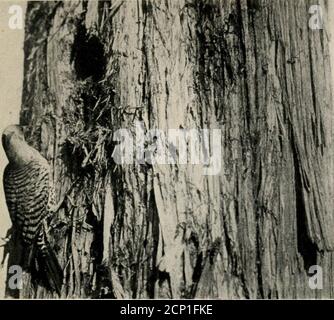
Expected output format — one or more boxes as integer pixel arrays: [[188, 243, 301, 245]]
[[2, 125, 63, 295]]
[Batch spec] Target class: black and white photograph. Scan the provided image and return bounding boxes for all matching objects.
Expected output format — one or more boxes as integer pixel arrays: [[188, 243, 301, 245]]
[[0, 0, 334, 304]]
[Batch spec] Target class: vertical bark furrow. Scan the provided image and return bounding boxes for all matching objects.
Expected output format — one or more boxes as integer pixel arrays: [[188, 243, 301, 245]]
[[7, 0, 334, 299]]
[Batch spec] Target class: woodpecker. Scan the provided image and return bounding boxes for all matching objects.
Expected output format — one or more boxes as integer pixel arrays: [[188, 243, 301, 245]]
[[2, 125, 63, 295]]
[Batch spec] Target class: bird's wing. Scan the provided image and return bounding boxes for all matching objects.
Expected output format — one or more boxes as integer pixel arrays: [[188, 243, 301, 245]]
[[3, 161, 50, 244]]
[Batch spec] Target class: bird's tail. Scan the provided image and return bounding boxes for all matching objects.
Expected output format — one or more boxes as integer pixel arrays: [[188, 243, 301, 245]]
[[35, 228, 63, 296]]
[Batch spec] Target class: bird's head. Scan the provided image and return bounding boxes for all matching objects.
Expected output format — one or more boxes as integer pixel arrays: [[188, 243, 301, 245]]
[[2, 125, 25, 149], [2, 125, 33, 165]]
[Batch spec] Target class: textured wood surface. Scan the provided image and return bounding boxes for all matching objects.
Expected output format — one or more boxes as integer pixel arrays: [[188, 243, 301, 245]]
[[5, 0, 334, 299]]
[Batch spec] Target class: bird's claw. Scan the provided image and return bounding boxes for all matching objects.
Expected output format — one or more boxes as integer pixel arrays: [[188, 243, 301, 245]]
[[0, 229, 12, 247], [0, 237, 10, 247], [0, 231, 12, 268]]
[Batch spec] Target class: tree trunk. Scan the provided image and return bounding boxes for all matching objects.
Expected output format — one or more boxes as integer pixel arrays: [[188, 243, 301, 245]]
[[4, 0, 334, 299]]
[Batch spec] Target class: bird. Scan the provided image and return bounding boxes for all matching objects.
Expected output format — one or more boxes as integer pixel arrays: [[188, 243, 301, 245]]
[[2, 124, 63, 296]]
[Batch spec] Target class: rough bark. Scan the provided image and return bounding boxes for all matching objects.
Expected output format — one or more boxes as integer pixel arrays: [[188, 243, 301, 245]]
[[4, 0, 334, 299]]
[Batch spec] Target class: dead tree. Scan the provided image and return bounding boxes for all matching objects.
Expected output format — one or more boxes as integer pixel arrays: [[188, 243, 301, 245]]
[[4, 0, 334, 299]]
